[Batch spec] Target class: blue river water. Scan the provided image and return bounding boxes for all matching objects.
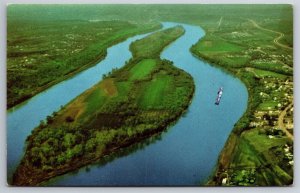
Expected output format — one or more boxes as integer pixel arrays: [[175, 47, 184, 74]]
[[7, 22, 248, 186]]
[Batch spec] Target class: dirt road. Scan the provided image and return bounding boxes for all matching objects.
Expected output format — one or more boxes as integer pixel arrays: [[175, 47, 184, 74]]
[[278, 102, 294, 140]]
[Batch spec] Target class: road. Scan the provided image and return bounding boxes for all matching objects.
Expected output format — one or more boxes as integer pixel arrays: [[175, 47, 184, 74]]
[[245, 67, 259, 77], [218, 16, 223, 29], [248, 19, 293, 50], [244, 66, 294, 140], [278, 102, 294, 140]]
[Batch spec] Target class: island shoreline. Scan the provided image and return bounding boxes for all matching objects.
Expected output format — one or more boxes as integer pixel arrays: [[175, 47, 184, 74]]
[[12, 25, 197, 186], [12, 80, 195, 186]]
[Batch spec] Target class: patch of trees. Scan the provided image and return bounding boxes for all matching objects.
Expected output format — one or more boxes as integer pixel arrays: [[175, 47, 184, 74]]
[[130, 26, 185, 59]]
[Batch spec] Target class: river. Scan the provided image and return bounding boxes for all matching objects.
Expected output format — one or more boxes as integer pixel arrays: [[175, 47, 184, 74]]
[[7, 22, 248, 186]]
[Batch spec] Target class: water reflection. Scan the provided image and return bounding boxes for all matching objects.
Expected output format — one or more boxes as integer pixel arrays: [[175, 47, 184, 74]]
[[43, 132, 165, 186]]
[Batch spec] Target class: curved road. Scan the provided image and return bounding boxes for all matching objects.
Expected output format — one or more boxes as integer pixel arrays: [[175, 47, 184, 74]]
[[248, 19, 293, 50]]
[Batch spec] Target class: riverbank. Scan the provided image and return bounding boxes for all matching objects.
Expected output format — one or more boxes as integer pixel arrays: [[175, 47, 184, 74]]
[[178, 25, 256, 183], [12, 26, 197, 186], [7, 16, 161, 109], [190, 50, 254, 183]]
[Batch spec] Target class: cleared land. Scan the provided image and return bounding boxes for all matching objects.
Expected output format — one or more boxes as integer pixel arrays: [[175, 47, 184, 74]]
[[129, 59, 156, 80], [13, 26, 195, 186], [139, 74, 172, 109]]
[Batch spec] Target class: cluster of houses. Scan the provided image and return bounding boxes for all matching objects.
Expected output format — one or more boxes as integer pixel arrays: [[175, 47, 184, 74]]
[[283, 144, 294, 166], [252, 77, 293, 136]]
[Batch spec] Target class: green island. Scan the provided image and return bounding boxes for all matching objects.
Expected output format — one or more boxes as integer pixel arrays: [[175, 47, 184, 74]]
[[12, 26, 195, 186]]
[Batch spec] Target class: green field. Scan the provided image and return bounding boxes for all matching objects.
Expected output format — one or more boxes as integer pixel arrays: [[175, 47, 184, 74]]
[[228, 129, 292, 186], [129, 59, 157, 80], [243, 130, 288, 153], [231, 137, 261, 167], [193, 37, 244, 53], [139, 74, 172, 109], [257, 101, 279, 111], [220, 56, 250, 68], [84, 89, 106, 117], [251, 68, 287, 79]]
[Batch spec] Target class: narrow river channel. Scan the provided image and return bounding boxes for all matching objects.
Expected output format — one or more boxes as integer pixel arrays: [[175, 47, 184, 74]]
[[7, 22, 248, 186]]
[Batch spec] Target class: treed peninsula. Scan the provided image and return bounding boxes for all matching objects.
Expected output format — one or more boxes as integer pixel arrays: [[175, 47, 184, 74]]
[[12, 26, 195, 186]]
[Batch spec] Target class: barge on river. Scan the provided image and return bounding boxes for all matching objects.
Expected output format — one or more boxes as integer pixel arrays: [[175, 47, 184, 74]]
[[215, 87, 223, 105]]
